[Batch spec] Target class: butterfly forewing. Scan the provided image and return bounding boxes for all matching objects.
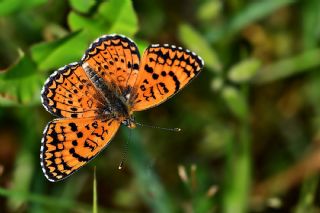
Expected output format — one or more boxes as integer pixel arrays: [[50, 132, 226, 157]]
[[82, 35, 140, 97], [41, 34, 204, 182], [41, 63, 106, 118], [130, 44, 204, 111], [41, 117, 121, 182]]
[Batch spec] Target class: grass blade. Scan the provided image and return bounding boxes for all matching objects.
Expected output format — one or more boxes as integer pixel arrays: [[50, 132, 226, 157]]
[[253, 48, 320, 84], [93, 167, 98, 213]]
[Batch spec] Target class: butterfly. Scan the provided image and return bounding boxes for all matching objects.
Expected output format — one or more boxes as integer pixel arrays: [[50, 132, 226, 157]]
[[40, 34, 204, 182]]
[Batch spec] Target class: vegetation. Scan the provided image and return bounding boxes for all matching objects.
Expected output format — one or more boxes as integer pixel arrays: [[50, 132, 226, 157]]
[[1, 0, 320, 212]]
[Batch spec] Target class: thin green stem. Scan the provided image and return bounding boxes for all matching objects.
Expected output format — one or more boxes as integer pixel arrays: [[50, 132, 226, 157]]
[[93, 166, 98, 213]]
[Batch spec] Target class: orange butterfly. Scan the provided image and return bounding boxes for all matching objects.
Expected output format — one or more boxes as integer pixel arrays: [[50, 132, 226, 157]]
[[40, 34, 204, 182]]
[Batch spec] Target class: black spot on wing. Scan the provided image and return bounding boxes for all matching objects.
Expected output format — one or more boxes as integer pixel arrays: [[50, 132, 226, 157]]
[[168, 71, 180, 92], [68, 123, 77, 132]]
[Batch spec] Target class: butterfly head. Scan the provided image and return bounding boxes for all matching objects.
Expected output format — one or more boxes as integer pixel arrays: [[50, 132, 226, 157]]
[[122, 116, 136, 129]]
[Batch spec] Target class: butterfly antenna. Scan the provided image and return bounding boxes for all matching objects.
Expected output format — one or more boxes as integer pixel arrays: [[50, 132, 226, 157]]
[[135, 122, 182, 132], [118, 129, 131, 170]]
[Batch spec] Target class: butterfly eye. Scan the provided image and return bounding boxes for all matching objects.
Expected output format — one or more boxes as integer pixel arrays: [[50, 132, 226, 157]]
[[122, 119, 128, 126], [121, 117, 136, 128], [103, 107, 112, 115]]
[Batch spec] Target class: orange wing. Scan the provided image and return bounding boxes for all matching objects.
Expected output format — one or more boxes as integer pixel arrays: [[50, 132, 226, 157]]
[[41, 62, 106, 118], [82, 34, 140, 97], [130, 44, 204, 111], [40, 116, 120, 182]]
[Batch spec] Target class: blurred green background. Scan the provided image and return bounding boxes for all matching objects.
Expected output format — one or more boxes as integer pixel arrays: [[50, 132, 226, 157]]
[[1, 0, 320, 212]]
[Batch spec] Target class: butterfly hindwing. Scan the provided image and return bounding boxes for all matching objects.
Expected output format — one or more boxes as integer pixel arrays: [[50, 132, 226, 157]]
[[82, 34, 140, 97], [40, 117, 121, 182], [41, 62, 106, 118], [40, 34, 204, 182], [130, 44, 204, 111]]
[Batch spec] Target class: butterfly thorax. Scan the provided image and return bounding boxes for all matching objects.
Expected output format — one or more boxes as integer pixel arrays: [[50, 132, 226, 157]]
[[106, 96, 136, 129], [82, 62, 135, 128]]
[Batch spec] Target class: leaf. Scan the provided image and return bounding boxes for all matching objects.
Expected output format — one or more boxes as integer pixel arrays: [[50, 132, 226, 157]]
[[0, 0, 47, 16], [221, 86, 248, 120], [179, 24, 222, 73], [0, 55, 43, 106], [30, 31, 86, 71], [211, 77, 224, 91], [68, 12, 104, 38], [228, 58, 261, 83], [69, 0, 95, 13], [30, 0, 138, 72], [253, 48, 320, 84], [209, 0, 296, 42], [98, 0, 138, 36], [135, 39, 149, 54], [68, 0, 138, 37], [302, 0, 320, 49], [197, 0, 222, 22]]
